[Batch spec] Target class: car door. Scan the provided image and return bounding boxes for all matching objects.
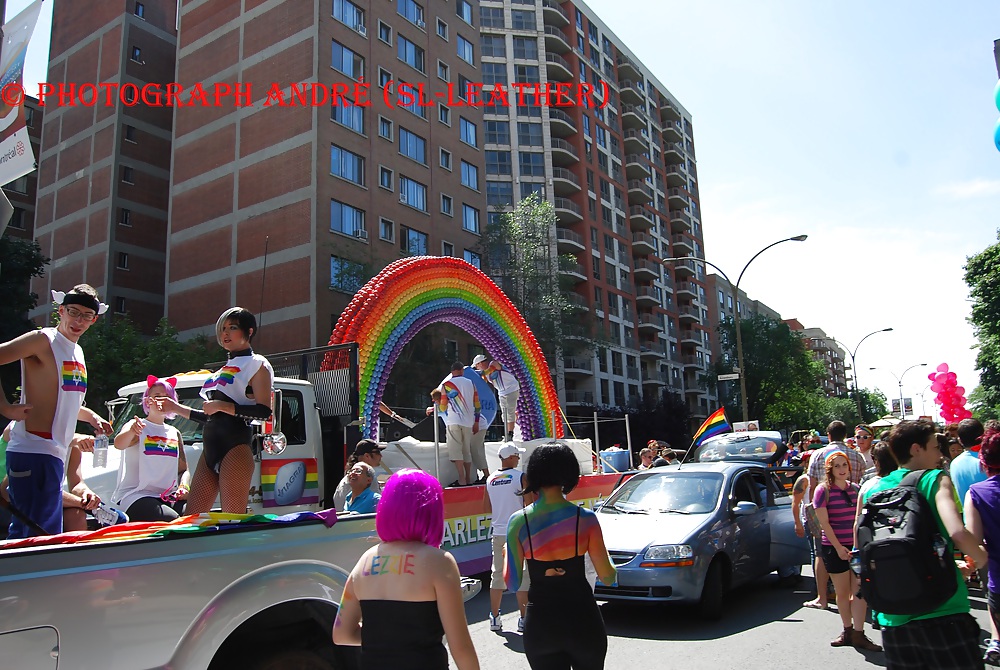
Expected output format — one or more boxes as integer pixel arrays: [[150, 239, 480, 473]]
[[728, 471, 770, 583], [761, 470, 811, 571]]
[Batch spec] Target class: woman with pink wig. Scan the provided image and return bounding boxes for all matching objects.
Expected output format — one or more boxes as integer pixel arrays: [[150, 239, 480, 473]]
[[333, 469, 479, 670], [964, 428, 1000, 663]]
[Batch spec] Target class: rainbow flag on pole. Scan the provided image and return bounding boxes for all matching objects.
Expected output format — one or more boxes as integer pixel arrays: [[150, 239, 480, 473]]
[[692, 408, 731, 446]]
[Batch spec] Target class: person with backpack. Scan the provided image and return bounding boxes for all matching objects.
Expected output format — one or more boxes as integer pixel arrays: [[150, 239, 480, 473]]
[[964, 428, 1000, 665], [858, 419, 987, 668]]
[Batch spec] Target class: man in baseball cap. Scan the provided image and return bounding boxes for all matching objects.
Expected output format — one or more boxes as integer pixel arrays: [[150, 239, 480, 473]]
[[333, 439, 386, 511], [473, 354, 488, 367], [483, 441, 529, 632]]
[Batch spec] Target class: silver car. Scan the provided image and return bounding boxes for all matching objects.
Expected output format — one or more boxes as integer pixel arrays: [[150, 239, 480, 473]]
[[594, 461, 810, 619]]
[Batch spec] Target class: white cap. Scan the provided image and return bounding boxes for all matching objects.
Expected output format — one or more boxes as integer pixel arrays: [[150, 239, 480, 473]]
[[498, 442, 525, 459], [472, 354, 488, 366]]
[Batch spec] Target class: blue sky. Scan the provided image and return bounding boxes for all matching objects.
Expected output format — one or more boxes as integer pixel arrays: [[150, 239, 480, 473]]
[[10, 0, 1000, 419]]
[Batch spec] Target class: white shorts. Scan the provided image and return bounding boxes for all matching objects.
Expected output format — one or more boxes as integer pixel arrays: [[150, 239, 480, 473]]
[[446, 424, 473, 463], [491, 534, 529, 591], [498, 391, 519, 423]]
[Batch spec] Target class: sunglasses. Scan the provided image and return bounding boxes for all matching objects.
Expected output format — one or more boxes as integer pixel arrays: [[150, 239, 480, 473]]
[[855, 434, 873, 440]]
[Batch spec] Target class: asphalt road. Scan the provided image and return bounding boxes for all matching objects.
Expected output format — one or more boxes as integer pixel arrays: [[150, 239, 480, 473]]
[[456, 569, 996, 670]]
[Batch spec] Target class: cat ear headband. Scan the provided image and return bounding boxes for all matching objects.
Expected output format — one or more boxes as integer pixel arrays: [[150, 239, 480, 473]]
[[147, 375, 177, 389], [52, 290, 109, 315]]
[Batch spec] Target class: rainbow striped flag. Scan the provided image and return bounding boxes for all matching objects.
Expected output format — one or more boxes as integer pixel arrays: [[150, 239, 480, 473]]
[[692, 408, 731, 445]]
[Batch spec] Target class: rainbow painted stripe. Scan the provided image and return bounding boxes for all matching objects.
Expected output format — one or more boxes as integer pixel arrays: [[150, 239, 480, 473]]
[[327, 257, 562, 441], [143, 435, 179, 458], [203, 365, 240, 390], [61, 361, 87, 392]]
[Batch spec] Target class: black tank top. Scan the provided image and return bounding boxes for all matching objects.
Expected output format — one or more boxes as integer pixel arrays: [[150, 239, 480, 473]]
[[523, 506, 594, 606], [359, 600, 447, 669]]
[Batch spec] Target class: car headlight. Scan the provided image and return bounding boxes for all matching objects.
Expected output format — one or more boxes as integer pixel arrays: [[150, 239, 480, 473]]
[[643, 544, 694, 561]]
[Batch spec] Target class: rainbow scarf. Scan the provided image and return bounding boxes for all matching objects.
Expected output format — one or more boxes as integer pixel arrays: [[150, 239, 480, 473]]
[[693, 408, 731, 446]]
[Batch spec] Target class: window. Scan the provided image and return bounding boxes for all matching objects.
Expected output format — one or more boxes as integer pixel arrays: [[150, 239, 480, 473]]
[[379, 68, 392, 88], [484, 96, 508, 117], [379, 217, 395, 242], [378, 166, 393, 190], [481, 34, 506, 57], [331, 256, 366, 293], [398, 128, 427, 164], [115, 297, 127, 314], [436, 18, 448, 39], [397, 0, 424, 28], [459, 117, 477, 147], [438, 105, 451, 125], [439, 148, 452, 170], [460, 160, 479, 190], [135, 2, 145, 18], [23, 106, 34, 128], [482, 62, 506, 85], [378, 20, 392, 43], [124, 124, 137, 143], [117, 252, 129, 270], [456, 35, 474, 65], [517, 122, 543, 146], [378, 116, 393, 140], [457, 75, 473, 102], [437, 60, 450, 81], [519, 152, 544, 176], [456, 0, 473, 24], [331, 199, 366, 237], [442, 241, 454, 256], [485, 150, 511, 175], [399, 176, 427, 212], [121, 166, 134, 184], [333, 0, 365, 31], [400, 225, 429, 255], [397, 36, 425, 73], [130, 46, 142, 63], [480, 6, 504, 28], [486, 181, 512, 207], [510, 10, 534, 30], [331, 39, 364, 79], [441, 193, 454, 215], [514, 65, 539, 84], [119, 208, 131, 226], [520, 181, 543, 198], [7, 207, 24, 230], [397, 83, 427, 119], [331, 99, 364, 134], [485, 120, 510, 145], [330, 144, 364, 185], [512, 37, 537, 60], [464, 249, 481, 268], [6, 175, 28, 193]]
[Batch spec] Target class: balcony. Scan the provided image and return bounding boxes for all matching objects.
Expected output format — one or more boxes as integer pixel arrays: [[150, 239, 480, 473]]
[[625, 154, 651, 180], [553, 197, 583, 223], [631, 231, 656, 255], [621, 103, 648, 130], [545, 52, 573, 82], [564, 356, 594, 375], [551, 167, 581, 195], [665, 164, 687, 187], [671, 234, 693, 255], [636, 285, 662, 307], [641, 368, 668, 386], [669, 209, 692, 233], [559, 261, 587, 282], [611, 164, 625, 184], [639, 341, 666, 359], [565, 292, 588, 311], [616, 54, 641, 80], [627, 179, 653, 203], [623, 128, 649, 153], [663, 142, 685, 164], [638, 314, 664, 333], [565, 390, 594, 405], [628, 204, 654, 230], [625, 365, 640, 381], [543, 26, 571, 53], [618, 79, 644, 105], [679, 329, 702, 346], [662, 120, 683, 142], [548, 108, 577, 137], [556, 227, 585, 252], [633, 258, 660, 281], [678, 305, 700, 323], [550, 137, 579, 165], [660, 98, 681, 121], [541, 0, 570, 27], [672, 259, 697, 279], [676, 281, 698, 299], [667, 187, 688, 207]]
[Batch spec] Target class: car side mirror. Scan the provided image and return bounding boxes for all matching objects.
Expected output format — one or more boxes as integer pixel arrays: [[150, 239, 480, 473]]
[[732, 501, 759, 516], [592, 501, 604, 511]]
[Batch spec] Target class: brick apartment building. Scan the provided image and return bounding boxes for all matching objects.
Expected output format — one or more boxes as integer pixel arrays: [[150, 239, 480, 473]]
[[2, 96, 43, 241]]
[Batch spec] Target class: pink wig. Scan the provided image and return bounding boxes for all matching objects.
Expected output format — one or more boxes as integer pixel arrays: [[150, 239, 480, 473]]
[[142, 375, 178, 420], [375, 469, 444, 547]]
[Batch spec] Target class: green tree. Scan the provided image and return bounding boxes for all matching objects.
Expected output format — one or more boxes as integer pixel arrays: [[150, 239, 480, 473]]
[[965, 233, 1000, 409], [0, 236, 49, 402]]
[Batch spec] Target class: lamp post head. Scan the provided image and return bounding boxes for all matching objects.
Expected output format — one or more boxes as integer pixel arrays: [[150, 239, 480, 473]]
[[790, 234, 808, 242], [882, 328, 894, 333]]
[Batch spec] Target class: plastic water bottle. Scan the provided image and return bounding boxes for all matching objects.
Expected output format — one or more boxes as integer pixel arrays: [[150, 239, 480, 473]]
[[849, 549, 862, 575], [933, 535, 947, 560], [93, 433, 109, 468]]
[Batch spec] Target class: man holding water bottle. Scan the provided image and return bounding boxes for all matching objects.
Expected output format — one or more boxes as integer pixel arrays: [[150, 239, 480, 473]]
[[0, 285, 112, 538]]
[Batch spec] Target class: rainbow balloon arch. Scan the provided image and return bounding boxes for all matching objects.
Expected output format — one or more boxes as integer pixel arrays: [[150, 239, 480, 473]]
[[326, 256, 565, 442]]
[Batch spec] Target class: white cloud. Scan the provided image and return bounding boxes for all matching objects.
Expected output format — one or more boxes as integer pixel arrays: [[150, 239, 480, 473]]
[[933, 179, 1000, 200]]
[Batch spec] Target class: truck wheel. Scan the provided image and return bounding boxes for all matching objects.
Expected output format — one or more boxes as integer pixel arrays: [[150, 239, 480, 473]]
[[698, 559, 726, 621], [251, 649, 333, 670]]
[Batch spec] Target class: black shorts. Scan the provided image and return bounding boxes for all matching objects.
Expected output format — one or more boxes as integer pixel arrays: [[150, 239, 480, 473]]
[[989, 589, 1000, 615], [203, 413, 253, 472], [881, 613, 984, 670], [821, 544, 850, 575]]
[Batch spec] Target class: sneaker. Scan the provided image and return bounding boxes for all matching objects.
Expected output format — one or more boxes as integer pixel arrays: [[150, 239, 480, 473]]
[[517, 616, 525, 633], [985, 639, 1000, 666], [851, 630, 883, 652], [92, 503, 129, 528], [488, 612, 502, 632], [830, 627, 852, 647]]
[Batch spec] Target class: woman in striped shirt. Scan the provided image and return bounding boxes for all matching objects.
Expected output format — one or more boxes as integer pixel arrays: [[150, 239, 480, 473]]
[[814, 450, 882, 651]]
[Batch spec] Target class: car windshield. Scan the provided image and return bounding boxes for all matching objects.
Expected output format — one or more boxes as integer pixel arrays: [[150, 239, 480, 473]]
[[110, 388, 205, 444], [694, 434, 783, 464], [603, 472, 723, 514]]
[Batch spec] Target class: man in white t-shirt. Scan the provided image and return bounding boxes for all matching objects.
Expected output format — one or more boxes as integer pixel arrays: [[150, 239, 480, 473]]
[[483, 442, 530, 633], [427, 362, 481, 486]]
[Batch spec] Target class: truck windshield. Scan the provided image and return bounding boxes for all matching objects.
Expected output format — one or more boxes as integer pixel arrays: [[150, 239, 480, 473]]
[[111, 388, 206, 444]]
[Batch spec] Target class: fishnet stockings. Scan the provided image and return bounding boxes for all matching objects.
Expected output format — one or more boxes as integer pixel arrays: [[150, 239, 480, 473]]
[[185, 445, 255, 514]]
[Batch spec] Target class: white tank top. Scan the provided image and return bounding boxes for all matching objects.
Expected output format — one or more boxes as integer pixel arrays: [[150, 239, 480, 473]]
[[112, 420, 181, 511], [200, 352, 273, 405], [7, 328, 87, 460], [486, 467, 525, 536]]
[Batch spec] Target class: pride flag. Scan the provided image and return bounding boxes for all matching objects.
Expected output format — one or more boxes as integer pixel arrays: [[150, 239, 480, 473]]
[[693, 408, 731, 446]]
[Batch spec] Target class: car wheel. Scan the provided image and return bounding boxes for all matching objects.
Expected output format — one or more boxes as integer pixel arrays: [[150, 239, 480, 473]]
[[698, 559, 726, 621]]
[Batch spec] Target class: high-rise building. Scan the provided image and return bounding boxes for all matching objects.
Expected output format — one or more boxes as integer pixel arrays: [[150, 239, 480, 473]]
[[31, 0, 178, 331], [783, 319, 849, 397], [2, 96, 43, 241]]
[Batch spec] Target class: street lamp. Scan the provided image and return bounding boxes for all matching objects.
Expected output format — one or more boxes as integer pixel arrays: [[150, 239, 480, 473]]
[[870, 363, 928, 420], [827, 329, 894, 421], [662, 234, 808, 422]]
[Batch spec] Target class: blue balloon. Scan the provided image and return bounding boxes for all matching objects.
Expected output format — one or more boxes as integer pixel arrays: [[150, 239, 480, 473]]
[[995, 79, 1000, 113], [995, 117, 1000, 153], [463, 366, 498, 427]]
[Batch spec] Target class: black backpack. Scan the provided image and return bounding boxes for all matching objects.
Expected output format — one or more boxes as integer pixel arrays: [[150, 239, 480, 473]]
[[856, 470, 957, 615]]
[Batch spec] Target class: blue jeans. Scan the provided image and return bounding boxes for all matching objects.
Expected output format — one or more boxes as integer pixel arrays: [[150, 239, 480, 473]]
[[6, 451, 64, 538]]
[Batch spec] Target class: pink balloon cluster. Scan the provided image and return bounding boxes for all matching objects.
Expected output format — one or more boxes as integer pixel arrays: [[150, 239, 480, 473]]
[[928, 363, 972, 423]]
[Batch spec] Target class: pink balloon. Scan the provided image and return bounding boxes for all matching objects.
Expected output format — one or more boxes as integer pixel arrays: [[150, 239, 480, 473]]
[[956, 386, 965, 396], [947, 372, 957, 382], [937, 363, 950, 373], [933, 397, 944, 405], [931, 381, 945, 393], [928, 372, 938, 382]]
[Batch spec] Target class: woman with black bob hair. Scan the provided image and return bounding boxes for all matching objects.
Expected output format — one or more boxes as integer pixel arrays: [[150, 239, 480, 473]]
[[504, 443, 617, 669], [157, 307, 273, 514]]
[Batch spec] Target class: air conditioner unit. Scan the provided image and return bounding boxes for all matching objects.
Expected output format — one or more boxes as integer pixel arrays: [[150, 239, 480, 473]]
[[417, 19, 425, 29], [356, 24, 367, 37], [399, 193, 408, 204], [354, 228, 368, 241]]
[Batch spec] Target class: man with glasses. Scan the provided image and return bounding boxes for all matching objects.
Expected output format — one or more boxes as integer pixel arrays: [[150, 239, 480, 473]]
[[0, 285, 112, 538], [854, 424, 876, 470]]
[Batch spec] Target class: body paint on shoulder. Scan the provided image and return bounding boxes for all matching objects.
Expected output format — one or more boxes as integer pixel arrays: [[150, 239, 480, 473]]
[[364, 552, 417, 576]]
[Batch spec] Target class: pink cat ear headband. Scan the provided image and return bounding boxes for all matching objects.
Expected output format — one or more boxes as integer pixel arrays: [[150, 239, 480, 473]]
[[52, 290, 109, 315]]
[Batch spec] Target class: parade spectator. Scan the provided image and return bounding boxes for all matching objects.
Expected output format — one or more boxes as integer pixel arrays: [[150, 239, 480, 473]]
[[344, 462, 381, 514], [333, 439, 385, 512], [0, 286, 113, 538], [111, 376, 189, 522], [865, 420, 987, 667], [159, 307, 273, 514], [428, 362, 481, 486], [952, 418, 987, 503], [854, 424, 876, 470], [857, 441, 898, 499], [965, 428, 1000, 665], [506, 443, 617, 670], [483, 442, 530, 633], [813, 450, 881, 651], [637, 447, 655, 470], [473, 355, 519, 440], [333, 469, 479, 670]]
